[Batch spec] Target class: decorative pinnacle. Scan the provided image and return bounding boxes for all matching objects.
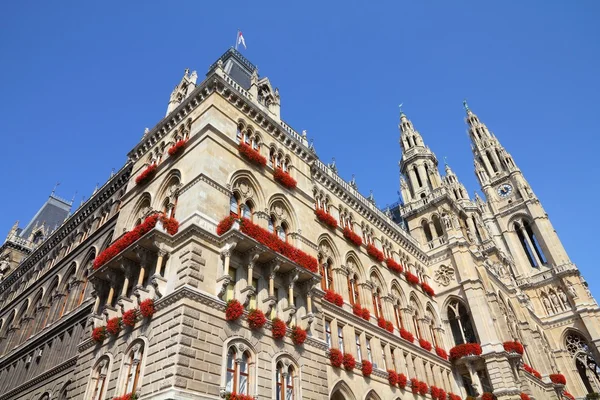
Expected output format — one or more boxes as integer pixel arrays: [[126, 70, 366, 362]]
[[399, 103, 405, 117], [463, 99, 469, 112]]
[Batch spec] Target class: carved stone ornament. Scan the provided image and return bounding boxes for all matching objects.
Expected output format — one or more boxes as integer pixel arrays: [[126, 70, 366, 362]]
[[233, 179, 255, 202], [434, 265, 455, 287]]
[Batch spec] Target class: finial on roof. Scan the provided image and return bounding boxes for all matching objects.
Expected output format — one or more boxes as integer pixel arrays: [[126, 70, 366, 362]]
[[463, 99, 470, 113], [51, 182, 60, 196], [368, 190, 375, 204], [110, 168, 115, 178], [184, 68, 190, 76], [399, 103, 405, 117], [329, 158, 337, 174], [71, 191, 77, 204], [350, 174, 357, 189], [302, 130, 307, 138], [309, 138, 315, 153]]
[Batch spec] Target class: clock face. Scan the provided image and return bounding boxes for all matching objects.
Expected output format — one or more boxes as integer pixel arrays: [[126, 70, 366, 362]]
[[497, 184, 513, 198]]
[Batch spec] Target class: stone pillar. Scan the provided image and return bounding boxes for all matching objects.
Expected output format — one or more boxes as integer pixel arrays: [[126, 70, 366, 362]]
[[406, 355, 416, 377], [155, 250, 166, 276]]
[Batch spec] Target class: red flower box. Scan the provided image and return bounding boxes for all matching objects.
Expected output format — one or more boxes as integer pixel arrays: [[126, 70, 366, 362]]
[[139, 299, 155, 318], [291, 326, 307, 345], [272, 318, 287, 339], [217, 215, 237, 236], [274, 168, 297, 189], [330, 348, 343, 367], [435, 346, 448, 360], [418, 381, 428, 396], [352, 304, 363, 317], [92, 326, 106, 342], [160, 216, 180, 235], [550, 373, 566, 385], [225, 299, 244, 321], [342, 353, 356, 370], [324, 289, 344, 307], [419, 338, 432, 351], [522, 363, 541, 379], [343, 227, 362, 246], [449, 343, 482, 361], [387, 370, 398, 385], [135, 164, 157, 186], [112, 393, 139, 400], [106, 317, 122, 336], [421, 282, 435, 297], [360, 307, 370, 321], [503, 340, 524, 355], [410, 378, 419, 394], [225, 393, 254, 400], [431, 386, 447, 400], [238, 143, 267, 167], [247, 309, 266, 330], [361, 360, 372, 377], [405, 271, 420, 285], [481, 393, 495, 400], [520, 393, 531, 400], [385, 320, 394, 333], [239, 218, 318, 272], [563, 391, 575, 400], [168, 140, 187, 157], [377, 317, 386, 329], [386, 258, 403, 274], [93, 213, 177, 269], [122, 309, 137, 328], [315, 209, 338, 229], [398, 373, 407, 389], [449, 394, 461, 400], [366, 244, 384, 262], [400, 328, 414, 343]]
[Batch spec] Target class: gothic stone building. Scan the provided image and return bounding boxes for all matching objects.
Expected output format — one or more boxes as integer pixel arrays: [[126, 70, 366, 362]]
[[0, 48, 598, 400]]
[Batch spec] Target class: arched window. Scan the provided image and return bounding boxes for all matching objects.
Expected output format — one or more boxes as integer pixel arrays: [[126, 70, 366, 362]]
[[275, 361, 296, 400], [58, 381, 71, 400], [432, 215, 444, 237], [58, 266, 76, 319], [347, 273, 360, 306], [372, 287, 383, 319], [230, 195, 254, 221], [277, 222, 288, 242], [515, 220, 547, 268], [121, 341, 145, 394], [566, 331, 600, 394], [225, 345, 252, 395], [236, 123, 244, 143], [318, 255, 334, 291], [88, 357, 110, 400], [394, 302, 404, 330], [268, 216, 275, 234], [40, 279, 59, 330], [422, 220, 433, 242], [448, 300, 478, 345]]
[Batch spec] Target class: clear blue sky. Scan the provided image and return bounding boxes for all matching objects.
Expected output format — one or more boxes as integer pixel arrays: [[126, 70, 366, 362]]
[[1, 1, 599, 294]]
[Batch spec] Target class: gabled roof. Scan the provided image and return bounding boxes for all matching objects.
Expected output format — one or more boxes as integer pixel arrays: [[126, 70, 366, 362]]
[[19, 194, 72, 240]]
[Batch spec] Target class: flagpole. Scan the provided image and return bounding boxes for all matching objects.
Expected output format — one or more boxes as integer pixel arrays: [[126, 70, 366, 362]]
[[235, 29, 239, 50]]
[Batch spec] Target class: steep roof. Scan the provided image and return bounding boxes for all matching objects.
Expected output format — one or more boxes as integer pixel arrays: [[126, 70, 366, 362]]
[[19, 194, 72, 240]]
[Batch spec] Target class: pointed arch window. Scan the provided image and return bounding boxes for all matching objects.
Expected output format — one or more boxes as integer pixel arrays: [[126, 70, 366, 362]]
[[225, 346, 251, 395], [88, 357, 110, 400], [347, 273, 360, 306], [394, 303, 404, 330], [372, 288, 383, 319], [275, 361, 296, 400], [122, 341, 145, 395], [448, 300, 477, 345], [319, 257, 333, 291]]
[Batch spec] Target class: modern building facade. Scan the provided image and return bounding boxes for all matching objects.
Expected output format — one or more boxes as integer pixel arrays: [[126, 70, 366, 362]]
[[0, 48, 598, 400]]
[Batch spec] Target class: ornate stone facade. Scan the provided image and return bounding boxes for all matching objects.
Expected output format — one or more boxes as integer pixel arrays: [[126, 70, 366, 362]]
[[0, 48, 598, 400]]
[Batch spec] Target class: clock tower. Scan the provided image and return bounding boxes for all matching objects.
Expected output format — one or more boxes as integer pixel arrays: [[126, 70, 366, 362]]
[[465, 101, 571, 277]]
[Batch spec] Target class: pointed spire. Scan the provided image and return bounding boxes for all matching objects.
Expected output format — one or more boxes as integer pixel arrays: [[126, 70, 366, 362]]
[[463, 99, 472, 115]]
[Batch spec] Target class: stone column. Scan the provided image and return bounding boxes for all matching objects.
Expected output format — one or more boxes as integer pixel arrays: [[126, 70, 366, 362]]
[[406, 355, 416, 377], [155, 250, 166, 276]]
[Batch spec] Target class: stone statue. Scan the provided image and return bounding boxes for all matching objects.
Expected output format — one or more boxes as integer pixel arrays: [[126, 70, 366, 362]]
[[442, 214, 452, 229], [550, 291, 562, 311], [567, 280, 577, 298], [558, 288, 569, 309], [542, 296, 552, 314]]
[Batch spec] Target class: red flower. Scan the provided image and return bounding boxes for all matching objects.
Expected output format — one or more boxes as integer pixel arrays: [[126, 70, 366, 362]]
[[225, 299, 244, 321], [366, 244, 384, 262], [418, 381, 429, 396], [449, 343, 482, 361], [438, 389, 447, 400], [225, 393, 254, 400], [400, 328, 415, 343], [168, 139, 187, 157], [238, 143, 267, 167], [217, 215, 237, 236], [431, 387, 441, 399], [239, 218, 318, 272], [343, 227, 362, 246], [247, 309, 266, 330], [421, 282, 435, 297], [419, 338, 432, 351], [160, 216, 179, 235], [377, 317, 386, 329], [329, 348, 343, 368], [106, 317, 121, 336], [361, 360, 372, 377], [550, 373, 566, 385], [435, 346, 448, 360], [315, 209, 338, 229], [385, 320, 394, 333], [271, 318, 287, 339], [387, 370, 398, 385], [342, 353, 356, 370], [274, 168, 297, 189], [324, 289, 344, 307], [449, 394, 461, 400], [135, 164, 157, 185], [522, 363, 541, 379], [398, 373, 407, 389], [503, 341, 524, 355], [563, 391, 575, 400], [520, 393, 531, 400], [360, 307, 370, 321], [352, 303, 362, 316], [410, 378, 419, 394], [139, 299, 155, 318], [386, 258, 403, 274], [92, 326, 106, 342], [113, 393, 139, 400], [291, 326, 307, 345], [405, 271, 420, 285], [481, 393, 495, 400], [122, 309, 137, 327]]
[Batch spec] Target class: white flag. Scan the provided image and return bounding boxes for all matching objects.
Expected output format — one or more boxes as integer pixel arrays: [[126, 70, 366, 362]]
[[237, 31, 247, 49]]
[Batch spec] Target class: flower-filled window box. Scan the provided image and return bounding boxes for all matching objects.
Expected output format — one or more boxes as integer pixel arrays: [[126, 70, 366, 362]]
[[418, 381, 428, 396], [122, 309, 137, 328], [343, 227, 362, 246], [386, 258, 403, 274], [377, 318, 394, 333], [366, 244, 384, 262], [106, 317, 122, 336], [93, 213, 178, 269], [431, 386, 447, 400], [291, 326, 307, 345], [274, 168, 297, 189], [315, 209, 338, 229], [520, 393, 531, 400], [563, 391, 575, 400], [503, 341, 524, 355], [225, 299, 244, 321], [168, 139, 187, 157], [421, 282, 435, 297], [247, 309, 266, 330], [481, 393, 496, 400], [387, 370, 398, 386], [352, 304, 370, 320], [361, 360, 372, 377], [398, 373, 407, 389], [92, 326, 106, 343], [400, 328, 414, 343], [238, 143, 267, 167], [135, 164, 157, 186], [329, 348, 343, 367], [449, 343, 482, 361], [139, 299, 155, 319], [435, 346, 448, 360], [224, 393, 254, 400], [324, 289, 344, 307], [217, 215, 237, 236], [522, 363, 541, 379], [549, 373, 566, 385], [419, 338, 432, 351], [449, 394, 462, 400], [405, 271, 420, 285], [342, 353, 356, 370], [272, 318, 287, 339], [112, 393, 139, 400]]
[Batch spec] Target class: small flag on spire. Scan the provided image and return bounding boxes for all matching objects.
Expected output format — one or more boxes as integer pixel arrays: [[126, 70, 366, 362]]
[[236, 30, 247, 50]]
